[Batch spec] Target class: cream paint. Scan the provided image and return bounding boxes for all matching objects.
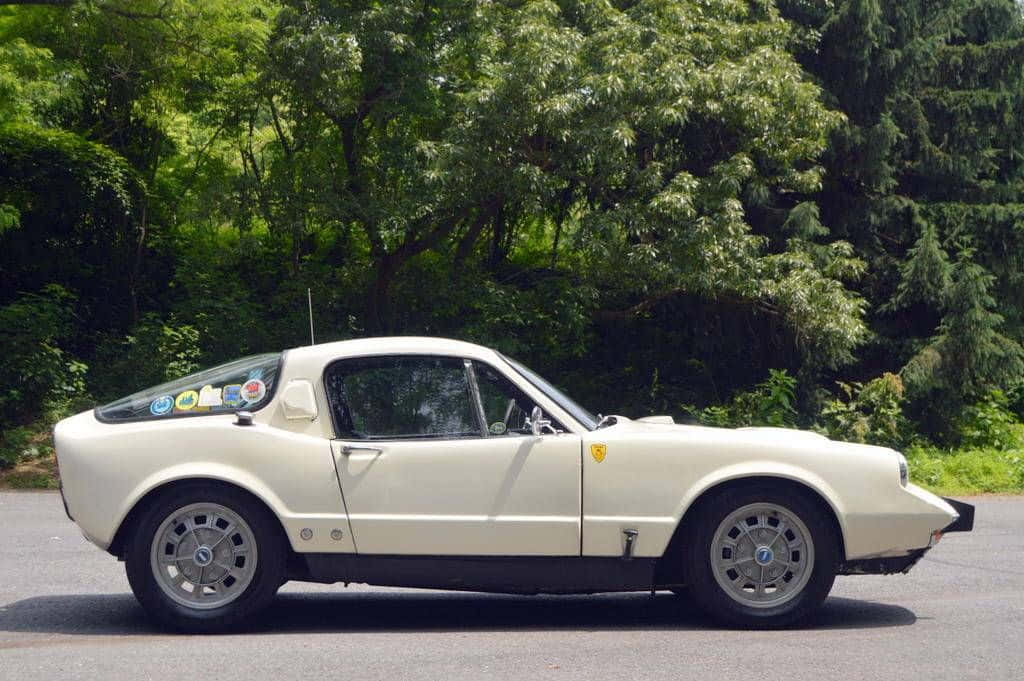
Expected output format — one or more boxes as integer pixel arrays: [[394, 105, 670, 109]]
[[331, 433, 582, 555], [55, 337, 958, 564], [55, 411, 355, 553], [581, 419, 955, 559]]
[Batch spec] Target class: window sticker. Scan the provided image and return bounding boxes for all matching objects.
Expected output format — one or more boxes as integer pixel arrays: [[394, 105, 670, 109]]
[[198, 385, 223, 407], [175, 390, 199, 411], [149, 395, 174, 416], [489, 421, 507, 435], [222, 384, 243, 407], [241, 379, 266, 403], [95, 352, 280, 422]]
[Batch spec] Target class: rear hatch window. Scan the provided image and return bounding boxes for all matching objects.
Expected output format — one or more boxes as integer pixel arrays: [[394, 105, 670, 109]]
[[95, 353, 282, 422]]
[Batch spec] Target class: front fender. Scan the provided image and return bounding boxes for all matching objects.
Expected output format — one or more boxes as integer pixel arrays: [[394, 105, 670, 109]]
[[672, 461, 849, 551]]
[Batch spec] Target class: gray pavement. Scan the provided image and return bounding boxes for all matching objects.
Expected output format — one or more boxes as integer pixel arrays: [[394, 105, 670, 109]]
[[0, 491, 1021, 681]]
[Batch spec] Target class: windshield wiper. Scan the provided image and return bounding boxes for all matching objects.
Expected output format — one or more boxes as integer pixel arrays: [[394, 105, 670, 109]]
[[595, 414, 617, 429]]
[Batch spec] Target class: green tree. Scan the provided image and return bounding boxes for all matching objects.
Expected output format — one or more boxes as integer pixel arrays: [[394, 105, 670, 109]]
[[780, 0, 1024, 434]]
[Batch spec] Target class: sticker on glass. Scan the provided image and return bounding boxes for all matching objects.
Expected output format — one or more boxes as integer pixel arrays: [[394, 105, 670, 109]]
[[198, 384, 223, 407], [488, 421, 507, 435], [222, 384, 243, 407], [241, 378, 266, 403], [174, 390, 199, 411], [149, 395, 174, 416]]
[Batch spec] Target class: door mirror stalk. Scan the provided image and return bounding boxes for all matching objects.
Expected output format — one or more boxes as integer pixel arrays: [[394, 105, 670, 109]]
[[526, 406, 555, 436]]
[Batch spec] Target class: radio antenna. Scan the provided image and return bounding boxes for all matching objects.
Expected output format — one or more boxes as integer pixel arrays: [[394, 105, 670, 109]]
[[307, 287, 315, 345]]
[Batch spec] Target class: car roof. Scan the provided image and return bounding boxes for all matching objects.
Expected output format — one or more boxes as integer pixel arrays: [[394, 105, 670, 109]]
[[283, 336, 503, 366]]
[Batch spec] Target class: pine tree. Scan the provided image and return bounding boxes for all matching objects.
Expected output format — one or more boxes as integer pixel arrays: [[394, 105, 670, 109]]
[[778, 0, 1024, 433], [932, 250, 1024, 396], [889, 214, 952, 310]]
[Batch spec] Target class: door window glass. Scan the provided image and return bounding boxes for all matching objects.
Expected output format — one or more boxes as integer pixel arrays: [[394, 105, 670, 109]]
[[473, 361, 563, 435], [325, 356, 478, 439]]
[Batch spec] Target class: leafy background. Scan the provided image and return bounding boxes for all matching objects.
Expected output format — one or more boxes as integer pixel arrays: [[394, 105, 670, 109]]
[[2, 0, 1024, 492]]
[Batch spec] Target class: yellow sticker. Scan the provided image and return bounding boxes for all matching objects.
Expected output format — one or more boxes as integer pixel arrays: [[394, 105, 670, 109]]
[[174, 390, 199, 411], [590, 443, 607, 463]]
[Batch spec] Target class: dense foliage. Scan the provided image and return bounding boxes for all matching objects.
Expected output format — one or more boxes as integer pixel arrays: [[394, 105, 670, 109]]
[[3, 0, 1024, 468]]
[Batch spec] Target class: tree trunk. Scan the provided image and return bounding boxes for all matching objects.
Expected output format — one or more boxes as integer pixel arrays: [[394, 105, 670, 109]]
[[368, 254, 398, 334]]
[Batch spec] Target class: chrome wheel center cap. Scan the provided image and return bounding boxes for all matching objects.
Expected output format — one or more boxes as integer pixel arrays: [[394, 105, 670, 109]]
[[193, 546, 214, 567], [754, 546, 774, 566]]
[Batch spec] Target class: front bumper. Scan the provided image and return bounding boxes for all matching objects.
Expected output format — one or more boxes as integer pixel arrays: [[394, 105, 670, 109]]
[[941, 496, 975, 533], [839, 497, 974, 575]]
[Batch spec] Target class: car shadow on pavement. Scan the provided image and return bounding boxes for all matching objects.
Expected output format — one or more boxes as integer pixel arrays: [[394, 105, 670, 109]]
[[0, 592, 915, 636]]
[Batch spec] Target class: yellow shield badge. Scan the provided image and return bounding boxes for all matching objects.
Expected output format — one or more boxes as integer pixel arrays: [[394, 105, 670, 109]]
[[590, 443, 607, 463]]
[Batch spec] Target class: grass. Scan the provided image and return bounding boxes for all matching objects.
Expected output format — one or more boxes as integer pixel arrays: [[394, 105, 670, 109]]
[[905, 445, 1024, 495], [3, 420, 1023, 495]]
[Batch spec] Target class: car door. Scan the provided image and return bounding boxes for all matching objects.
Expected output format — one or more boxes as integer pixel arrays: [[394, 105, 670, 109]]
[[325, 355, 582, 556]]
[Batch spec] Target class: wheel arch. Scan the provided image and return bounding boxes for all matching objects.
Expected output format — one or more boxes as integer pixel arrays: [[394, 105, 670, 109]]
[[656, 474, 847, 583], [107, 476, 291, 560]]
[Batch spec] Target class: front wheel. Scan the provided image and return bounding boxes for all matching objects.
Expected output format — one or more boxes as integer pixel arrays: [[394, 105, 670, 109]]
[[682, 486, 839, 628], [125, 483, 286, 632]]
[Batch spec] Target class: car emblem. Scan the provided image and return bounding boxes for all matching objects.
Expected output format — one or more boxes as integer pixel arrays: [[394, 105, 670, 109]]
[[755, 546, 774, 565], [590, 444, 607, 463]]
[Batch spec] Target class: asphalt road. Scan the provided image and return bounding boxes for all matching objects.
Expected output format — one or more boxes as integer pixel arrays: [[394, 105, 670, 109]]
[[0, 492, 1021, 681]]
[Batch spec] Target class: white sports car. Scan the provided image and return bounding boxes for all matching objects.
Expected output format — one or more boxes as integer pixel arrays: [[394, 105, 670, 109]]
[[54, 337, 973, 631]]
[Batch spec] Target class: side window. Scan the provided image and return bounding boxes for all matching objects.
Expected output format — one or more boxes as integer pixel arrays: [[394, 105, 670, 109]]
[[473, 361, 563, 435], [325, 356, 478, 440]]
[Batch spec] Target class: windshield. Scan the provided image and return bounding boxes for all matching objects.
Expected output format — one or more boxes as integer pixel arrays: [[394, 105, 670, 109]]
[[500, 355, 598, 430], [95, 353, 282, 422]]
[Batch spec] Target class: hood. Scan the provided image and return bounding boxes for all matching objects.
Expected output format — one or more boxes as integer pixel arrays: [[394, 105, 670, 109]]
[[605, 416, 835, 446]]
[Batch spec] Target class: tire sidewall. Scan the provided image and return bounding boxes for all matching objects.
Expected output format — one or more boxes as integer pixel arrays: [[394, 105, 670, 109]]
[[125, 483, 285, 633], [683, 486, 838, 628]]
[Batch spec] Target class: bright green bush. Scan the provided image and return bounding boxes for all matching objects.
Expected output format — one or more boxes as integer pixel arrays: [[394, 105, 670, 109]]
[[89, 315, 202, 402], [685, 369, 799, 428], [955, 391, 1023, 450], [819, 373, 912, 449]]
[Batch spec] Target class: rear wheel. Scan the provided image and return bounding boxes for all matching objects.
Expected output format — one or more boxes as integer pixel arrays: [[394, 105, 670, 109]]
[[682, 486, 838, 628], [125, 483, 286, 632]]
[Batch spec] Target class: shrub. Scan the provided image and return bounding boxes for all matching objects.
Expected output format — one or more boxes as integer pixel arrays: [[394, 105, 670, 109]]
[[819, 372, 912, 449], [955, 390, 1023, 450], [0, 426, 35, 468], [685, 369, 798, 428], [90, 315, 202, 401], [0, 285, 89, 438]]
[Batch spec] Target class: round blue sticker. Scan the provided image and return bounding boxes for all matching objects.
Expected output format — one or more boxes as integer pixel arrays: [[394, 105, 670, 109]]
[[150, 394, 174, 416]]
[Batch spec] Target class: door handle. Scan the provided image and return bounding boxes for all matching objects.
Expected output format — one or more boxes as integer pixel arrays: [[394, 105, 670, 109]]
[[341, 445, 383, 456]]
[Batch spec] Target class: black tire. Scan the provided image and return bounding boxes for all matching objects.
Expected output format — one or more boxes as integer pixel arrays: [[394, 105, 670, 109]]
[[125, 482, 286, 633], [682, 484, 839, 629]]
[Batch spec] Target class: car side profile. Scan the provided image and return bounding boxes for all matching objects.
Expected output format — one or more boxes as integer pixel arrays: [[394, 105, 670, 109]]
[[53, 337, 973, 632]]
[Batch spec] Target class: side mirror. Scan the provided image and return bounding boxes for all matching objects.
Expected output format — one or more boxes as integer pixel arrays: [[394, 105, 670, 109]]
[[527, 405, 554, 436], [281, 379, 319, 421]]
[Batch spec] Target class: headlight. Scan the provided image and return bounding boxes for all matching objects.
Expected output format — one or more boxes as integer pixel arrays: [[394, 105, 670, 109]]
[[897, 453, 909, 487]]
